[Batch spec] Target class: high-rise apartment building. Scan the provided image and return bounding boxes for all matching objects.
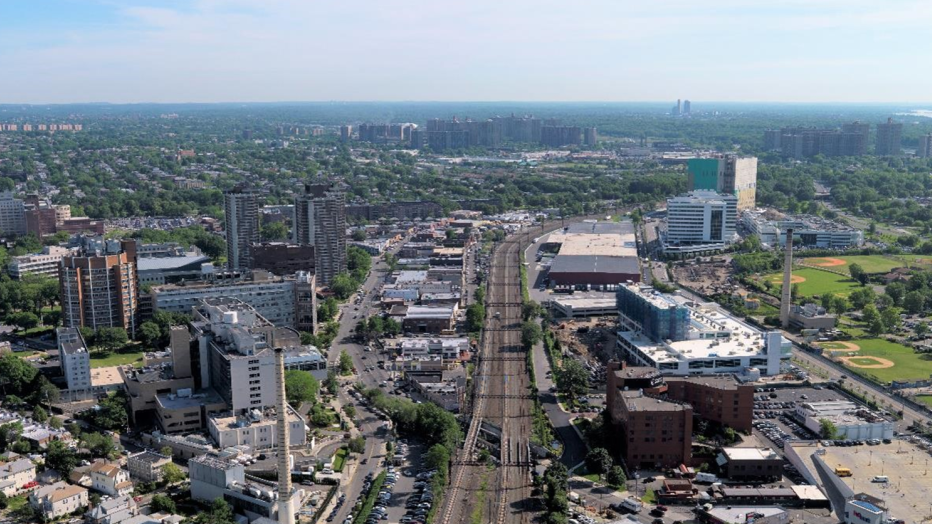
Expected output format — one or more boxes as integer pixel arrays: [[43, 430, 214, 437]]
[[686, 155, 758, 210], [0, 192, 26, 235], [841, 121, 870, 155], [224, 186, 260, 270], [58, 327, 91, 394], [876, 117, 903, 156], [294, 184, 346, 285], [60, 239, 139, 335], [664, 191, 738, 255], [918, 134, 932, 158], [491, 114, 542, 143], [540, 126, 582, 147], [764, 123, 872, 158], [682, 100, 691, 114], [339, 125, 352, 142], [583, 127, 598, 147]]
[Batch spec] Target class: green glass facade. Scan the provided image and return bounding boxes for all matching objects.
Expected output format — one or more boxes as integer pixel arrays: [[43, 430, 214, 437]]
[[687, 158, 722, 191]]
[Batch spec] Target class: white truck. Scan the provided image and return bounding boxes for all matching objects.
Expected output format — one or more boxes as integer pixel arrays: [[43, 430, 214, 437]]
[[621, 497, 642, 513], [695, 472, 720, 483]]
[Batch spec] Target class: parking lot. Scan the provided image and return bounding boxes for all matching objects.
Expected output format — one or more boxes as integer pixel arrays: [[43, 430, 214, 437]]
[[752, 385, 846, 451]]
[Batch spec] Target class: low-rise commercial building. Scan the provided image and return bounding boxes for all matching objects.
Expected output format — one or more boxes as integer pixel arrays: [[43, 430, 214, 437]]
[[189, 454, 298, 522], [392, 337, 470, 361], [138, 255, 211, 286], [8, 245, 74, 279], [716, 447, 783, 481], [127, 451, 172, 483], [613, 390, 692, 469], [788, 303, 836, 330], [844, 494, 887, 524], [207, 406, 306, 450], [700, 506, 787, 524], [795, 401, 894, 440], [742, 210, 864, 249], [402, 305, 457, 334]]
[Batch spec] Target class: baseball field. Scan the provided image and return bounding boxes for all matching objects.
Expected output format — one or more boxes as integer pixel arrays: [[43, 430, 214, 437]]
[[817, 338, 932, 384], [763, 267, 861, 297], [800, 255, 904, 274]]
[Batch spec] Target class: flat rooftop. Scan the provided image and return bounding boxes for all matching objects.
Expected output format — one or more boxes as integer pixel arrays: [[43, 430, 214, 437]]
[[549, 254, 640, 275], [551, 296, 617, 309], [92, 366, 123, 388], [721, 447, 780, 461], [547, 232, 637, 257], [791, 440, 931, 524], [621, 391, 686, 412], [705, 506, 785, 524], [157, 389, 224, 410]]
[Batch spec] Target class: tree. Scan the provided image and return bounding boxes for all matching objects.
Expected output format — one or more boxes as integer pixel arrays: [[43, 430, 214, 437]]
[[138, 321, 163, 348], [46, 440, 78, 475], [863, 304, 884, 336], [917, 321, 930, 339], [0, 491, 7, 510], [521, 320, 543, 349], [150, 494, 177, 514], [886, 282, 906, 307], [522, 301, 543, 321], [0, 422, 23, 453], [558, 359, 589, 403], [791, 283, 800, 301], [95, 327, 128, 354], [32, 375, 60, 405], [162, 462, 186, 485], [330, 273, 357, 300], [905, 291, 925, 315], [465, 303, 485, 332], [348, 436, 365, 454], [7, 311, 39, 332], [849, 263, 869, 285], [606, 466, 627, 488], [194, 498, 236, 524], [821, 293, 835, 310], [819, 418, 839, 440], [161, 446, 173, 457], [85, 392, 129, 430], [284, 370, 319, 406], [339, 349, 354, 375], [830, 295, 849, 315], [32, 406, 48, 423], [0, 353, 37, 395], [383, 318, 401, 336], [849, 287, 876, 310], [343, 404, 357, 420], [317, 297, 339, 323], [261, 222, 289, 242], [82, 432, 119, 459], [881, 307, 902, 333], [324, 369, 339, 395], [585, 447, 613, 476], [423, 444, 451, 479], [351, 229, 367, 241]]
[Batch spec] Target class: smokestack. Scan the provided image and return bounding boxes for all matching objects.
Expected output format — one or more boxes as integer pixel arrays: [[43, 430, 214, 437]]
[[780, 228, 794, 328], [274, 347, 295, 524]]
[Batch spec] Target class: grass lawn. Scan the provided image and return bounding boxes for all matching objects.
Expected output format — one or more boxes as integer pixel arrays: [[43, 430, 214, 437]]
[[800, 255, 904, 274], [837, 338, 932, 384], [819, 342, 853, 349], [762, 267, 861, 298], [915, 395, 932, 409], [332, 447, 349, 472], [6, 494, 27, 512], [641, 488, 657, 504], [89, 350, 144, 368], [582, 472, 601, 483]]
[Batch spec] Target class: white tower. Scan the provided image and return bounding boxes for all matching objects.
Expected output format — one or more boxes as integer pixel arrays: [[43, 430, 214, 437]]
[[274, 348, 295, 524]]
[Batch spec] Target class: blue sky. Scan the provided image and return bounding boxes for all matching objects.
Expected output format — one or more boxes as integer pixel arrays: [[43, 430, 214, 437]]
[[0, 0, 930, 104]]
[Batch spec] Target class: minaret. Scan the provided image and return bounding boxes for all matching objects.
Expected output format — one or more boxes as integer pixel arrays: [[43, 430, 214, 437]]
[[274, 347, 295, 524], [780, 228, 794, 329]]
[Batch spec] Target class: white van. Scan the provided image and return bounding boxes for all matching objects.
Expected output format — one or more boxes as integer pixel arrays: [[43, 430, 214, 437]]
[[695, 472, 719, 483], [621, 498, 642, 513], [872, 475, 889, 483]]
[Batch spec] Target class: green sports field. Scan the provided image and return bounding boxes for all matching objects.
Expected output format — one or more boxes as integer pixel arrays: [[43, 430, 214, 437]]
[[799, 255, 904, 274], [762, 267, 861, 297], [833, 338, 932, 384]]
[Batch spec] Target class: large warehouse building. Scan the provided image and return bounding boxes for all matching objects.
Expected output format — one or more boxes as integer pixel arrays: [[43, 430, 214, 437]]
[[545, 221, 640, 287]]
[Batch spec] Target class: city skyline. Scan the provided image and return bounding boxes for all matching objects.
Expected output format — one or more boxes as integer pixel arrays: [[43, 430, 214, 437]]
[[2, 0, 932, 104]]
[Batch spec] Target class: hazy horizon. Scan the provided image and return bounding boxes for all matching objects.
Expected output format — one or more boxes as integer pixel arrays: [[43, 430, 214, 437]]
[[2, 0, 932, 105]]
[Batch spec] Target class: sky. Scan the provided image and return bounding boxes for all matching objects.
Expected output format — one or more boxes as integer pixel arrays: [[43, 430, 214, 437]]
[[0, 0, 930, 104]]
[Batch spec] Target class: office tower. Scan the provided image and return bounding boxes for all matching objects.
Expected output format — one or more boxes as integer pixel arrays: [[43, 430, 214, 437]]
[[339, 125, 352, 142], [841, 121, 870, 156], [60, 239, 139, 335], [583, 127, 598, 147], [540, 126, 582, 147], [665, 191, 738, 249], [672, 99, 681, 115], [294, 184, 346, 285], [918, 134, 932, 158], [683, 100, 691, 115], [0, 192, 26, 235], [224, 186, 260, 270], [686, 155, 758, 210], [876, 117, 903, 156]]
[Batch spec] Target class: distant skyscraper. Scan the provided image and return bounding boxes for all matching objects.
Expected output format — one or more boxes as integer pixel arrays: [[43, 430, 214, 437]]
[[540, 126, 582, 147], [672, 99, 681, 115], [294, 184, 346, 286], [841, 121, 870, 156], [339, 125, 352, 142], [242, 129, 252, 140], [224, 186, 260, 270], [876, 117, 903, 156], [683, 100, 691, 115], [583, 127, 598, 147], [918, 134, 932, 158]]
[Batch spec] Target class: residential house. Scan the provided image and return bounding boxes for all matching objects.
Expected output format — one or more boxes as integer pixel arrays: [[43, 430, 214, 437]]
[[0, 457, 36, 496], [90, 461, 134, 497], [85, 495, 138, 524], [29, 481, 89, 520]]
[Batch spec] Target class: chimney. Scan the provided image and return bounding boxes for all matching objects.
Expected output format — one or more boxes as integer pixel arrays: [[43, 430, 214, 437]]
[[780, 228, 794, 328], [275, 347, 295, 524]]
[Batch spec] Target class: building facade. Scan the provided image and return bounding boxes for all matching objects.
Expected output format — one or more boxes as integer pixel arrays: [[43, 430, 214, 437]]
[[294, 184, 346, 285], [58, 327, 92, 393], [664, 191, 738, 254], [224, 186, 260, 270], [60, 239, 139, 335], [918, 134, 932, 158], [0, 192, 26, 235], [686, 155, 758, 211], [126, 451, 171, 483], [8, 245, 75, 279], [30, 481, 89, 520], [251, 243, 315, 276], [875, 118, 902, 156]]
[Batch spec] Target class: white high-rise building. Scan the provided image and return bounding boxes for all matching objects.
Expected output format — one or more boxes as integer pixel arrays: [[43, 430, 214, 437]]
[[224, 186, 259, 270], [664, 190, 738, 256], [0, 192, 26, 235], [58, 327, 91, 394]]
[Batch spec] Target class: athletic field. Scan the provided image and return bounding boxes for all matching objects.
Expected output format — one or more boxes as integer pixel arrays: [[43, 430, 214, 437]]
[[762, 267, 860, 297], [817, 338, 932, 384], [800, 255, 904, 274]]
